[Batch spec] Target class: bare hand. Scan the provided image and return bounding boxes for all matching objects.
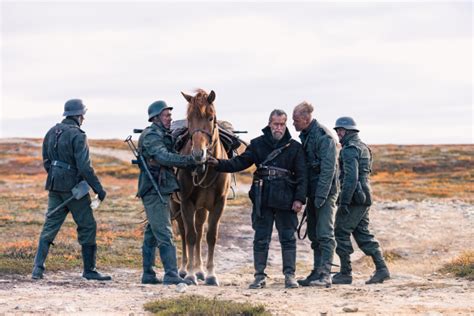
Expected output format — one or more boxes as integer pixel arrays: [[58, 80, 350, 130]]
[[292, 200, 303, 213], [207, 156, 219, 167]]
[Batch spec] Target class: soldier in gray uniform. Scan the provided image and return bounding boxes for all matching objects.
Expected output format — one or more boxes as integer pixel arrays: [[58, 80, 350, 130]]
[[32, 99, 111, 281], [292, 101, 338, 288], [332, 117, 390, 284], [138, 100, 200, 285]]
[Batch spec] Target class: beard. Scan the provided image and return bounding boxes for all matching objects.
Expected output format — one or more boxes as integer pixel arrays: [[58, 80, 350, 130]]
[[272, 131, 283, 140]]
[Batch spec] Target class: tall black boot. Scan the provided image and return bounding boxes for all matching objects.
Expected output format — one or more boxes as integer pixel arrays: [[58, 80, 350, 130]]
[[249, 250, 268, 289], [333, 254, 353, 284], [32, 240, 51, 279], [142, 245, 161, 284], [366, 251, 390, 284], [298, 250, 321, 286], [82, 244, 112, 281], [282, 249, 298, 288], [159, 244, 192, 285]]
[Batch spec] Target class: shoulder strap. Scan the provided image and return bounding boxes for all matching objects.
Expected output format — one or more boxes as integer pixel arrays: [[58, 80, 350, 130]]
[[260, 141, 292, 166]]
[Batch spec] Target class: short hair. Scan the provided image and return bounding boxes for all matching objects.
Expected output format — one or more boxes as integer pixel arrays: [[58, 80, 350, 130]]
[[268, 109, 287, 123], [293, 101, 314, 118]]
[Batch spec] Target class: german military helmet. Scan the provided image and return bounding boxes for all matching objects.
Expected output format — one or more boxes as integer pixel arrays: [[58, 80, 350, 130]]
[[63, 99, 87, 117], [148, 100, 173, 122], [334, 116, 359, 132]]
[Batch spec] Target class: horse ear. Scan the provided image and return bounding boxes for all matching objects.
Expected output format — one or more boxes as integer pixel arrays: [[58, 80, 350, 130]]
[[207, 90, 216, 104], [181, 92, 193, 103]]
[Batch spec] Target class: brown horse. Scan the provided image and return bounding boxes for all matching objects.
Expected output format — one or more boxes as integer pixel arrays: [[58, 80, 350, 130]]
[[171, 89, 231, 286]]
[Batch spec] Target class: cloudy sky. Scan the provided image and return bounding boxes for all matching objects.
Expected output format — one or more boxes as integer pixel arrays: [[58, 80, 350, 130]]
[[1, 1, 472, 144]]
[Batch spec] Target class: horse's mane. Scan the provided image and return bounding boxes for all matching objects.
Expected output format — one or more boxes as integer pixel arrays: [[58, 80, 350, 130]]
[[186, 89, 215, 119]]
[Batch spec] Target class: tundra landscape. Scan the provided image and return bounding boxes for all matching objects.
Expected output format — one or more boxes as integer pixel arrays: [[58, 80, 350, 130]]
[[0, 138, 472, 315]]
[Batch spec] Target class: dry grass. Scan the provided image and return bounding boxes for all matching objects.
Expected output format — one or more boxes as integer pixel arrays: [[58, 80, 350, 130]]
[[439, 250, 474, 280], [0, 141, 472, 276], [144, 295, 270, 316]]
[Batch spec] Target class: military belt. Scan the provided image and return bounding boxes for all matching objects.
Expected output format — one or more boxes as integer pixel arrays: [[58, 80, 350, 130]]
[[51, 160, 77, 171], [255, 166, 290, 180]]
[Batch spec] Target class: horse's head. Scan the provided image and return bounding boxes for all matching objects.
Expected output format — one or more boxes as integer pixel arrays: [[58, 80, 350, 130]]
[[182, 89, 217, 163]]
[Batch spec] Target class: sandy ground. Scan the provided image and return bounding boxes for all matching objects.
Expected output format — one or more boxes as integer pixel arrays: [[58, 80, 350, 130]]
[[1, 140, 473, 315], [1, 200, 473, 315]]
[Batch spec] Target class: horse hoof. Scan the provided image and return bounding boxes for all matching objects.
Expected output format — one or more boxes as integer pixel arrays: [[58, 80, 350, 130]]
[[196, 271, 205, 281], [179, 270, 187, 278], [205, 276, 219, 286], [185, 275, 198, 285]]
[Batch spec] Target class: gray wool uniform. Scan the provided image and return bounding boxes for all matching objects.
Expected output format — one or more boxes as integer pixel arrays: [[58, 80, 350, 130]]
[[299, 119, 339, 270], [335, 132, 381, 258], [39, 117, 104, 246]]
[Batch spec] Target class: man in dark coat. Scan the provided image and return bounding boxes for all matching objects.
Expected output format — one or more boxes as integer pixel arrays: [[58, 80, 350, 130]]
[[292, 101, 339, 288], [137, 100, 200, 285], [32, 99, 110, 281], [208, 109, 307, 289], [333, 117, 390, 284]]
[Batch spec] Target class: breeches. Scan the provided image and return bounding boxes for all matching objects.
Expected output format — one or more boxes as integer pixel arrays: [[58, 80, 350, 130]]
[[335, 205, 381, 257], [142, 193, 174, 249], [39, 191, 96, 246]]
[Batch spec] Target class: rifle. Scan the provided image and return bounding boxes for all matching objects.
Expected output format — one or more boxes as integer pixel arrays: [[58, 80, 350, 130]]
[[124, 135, 164, 203]]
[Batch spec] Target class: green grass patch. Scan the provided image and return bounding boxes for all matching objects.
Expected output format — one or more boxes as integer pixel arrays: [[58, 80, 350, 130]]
[[439, 251, 474, 280], [144, 295, 270, 316]]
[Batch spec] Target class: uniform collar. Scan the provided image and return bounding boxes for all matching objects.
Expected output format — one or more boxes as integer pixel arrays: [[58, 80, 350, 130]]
[[341, 132, 360, 146], [299, 119, 317, 143], [62, 117, 80, 127]]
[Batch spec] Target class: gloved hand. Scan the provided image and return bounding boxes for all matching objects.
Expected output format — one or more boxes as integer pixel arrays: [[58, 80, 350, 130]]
[[207, 157, 219, 167], [314, 196, 326, 208], [338, 204, 350, 216], [98, 190, 107, 202]]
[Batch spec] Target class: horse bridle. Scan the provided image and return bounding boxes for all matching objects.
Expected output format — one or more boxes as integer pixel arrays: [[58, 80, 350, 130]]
[[188, 116, 217, 153], [188, 116, 220, 188]]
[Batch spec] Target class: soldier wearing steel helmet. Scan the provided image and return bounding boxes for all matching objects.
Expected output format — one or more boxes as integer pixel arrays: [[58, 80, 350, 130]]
[[333, 116, 390, 285], [32, 99, 111, 281], [137, 100, 200, 285]]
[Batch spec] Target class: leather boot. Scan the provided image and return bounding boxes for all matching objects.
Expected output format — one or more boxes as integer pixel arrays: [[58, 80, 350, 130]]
[[142, 245, 161, 284], [32, 240, 50, 279], [282, 249, 298, 288], [297, 250, 321, 286], [333, 254, 352, 285], [249, 250, 268, 289], [284, 274, 299, 288], [82, 244, 112, 281], [366, 251, 390, 284], [309, 263, 332, 288], [159, 244, 193, 285]]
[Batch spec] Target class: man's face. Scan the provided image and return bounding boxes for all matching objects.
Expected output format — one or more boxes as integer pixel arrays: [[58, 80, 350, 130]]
[[335, 128, 346, 141], [159, 109, 172, 129], [78, 115, 85, 126], [292, 112, 310, 132], [269, 115, 287, 140]]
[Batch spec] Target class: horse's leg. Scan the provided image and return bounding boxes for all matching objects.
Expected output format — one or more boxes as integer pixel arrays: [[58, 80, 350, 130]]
[[194, 207, 208, 281], [205, 196, 226, 286], [176, 212, 188, 278], [181, 199, 198, 285]]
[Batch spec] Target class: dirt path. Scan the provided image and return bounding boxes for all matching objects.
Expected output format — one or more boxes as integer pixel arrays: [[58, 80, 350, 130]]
[[1, 200, 473, 315]]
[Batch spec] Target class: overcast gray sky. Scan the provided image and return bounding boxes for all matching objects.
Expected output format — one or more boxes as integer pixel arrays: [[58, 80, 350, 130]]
[[1, 1, 472, 143]]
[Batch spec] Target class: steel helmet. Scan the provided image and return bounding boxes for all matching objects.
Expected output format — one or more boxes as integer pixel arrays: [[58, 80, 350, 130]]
[[63, 99, 87, 117], [334, 116, 359, 132], [148, 100, 173, 122]]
